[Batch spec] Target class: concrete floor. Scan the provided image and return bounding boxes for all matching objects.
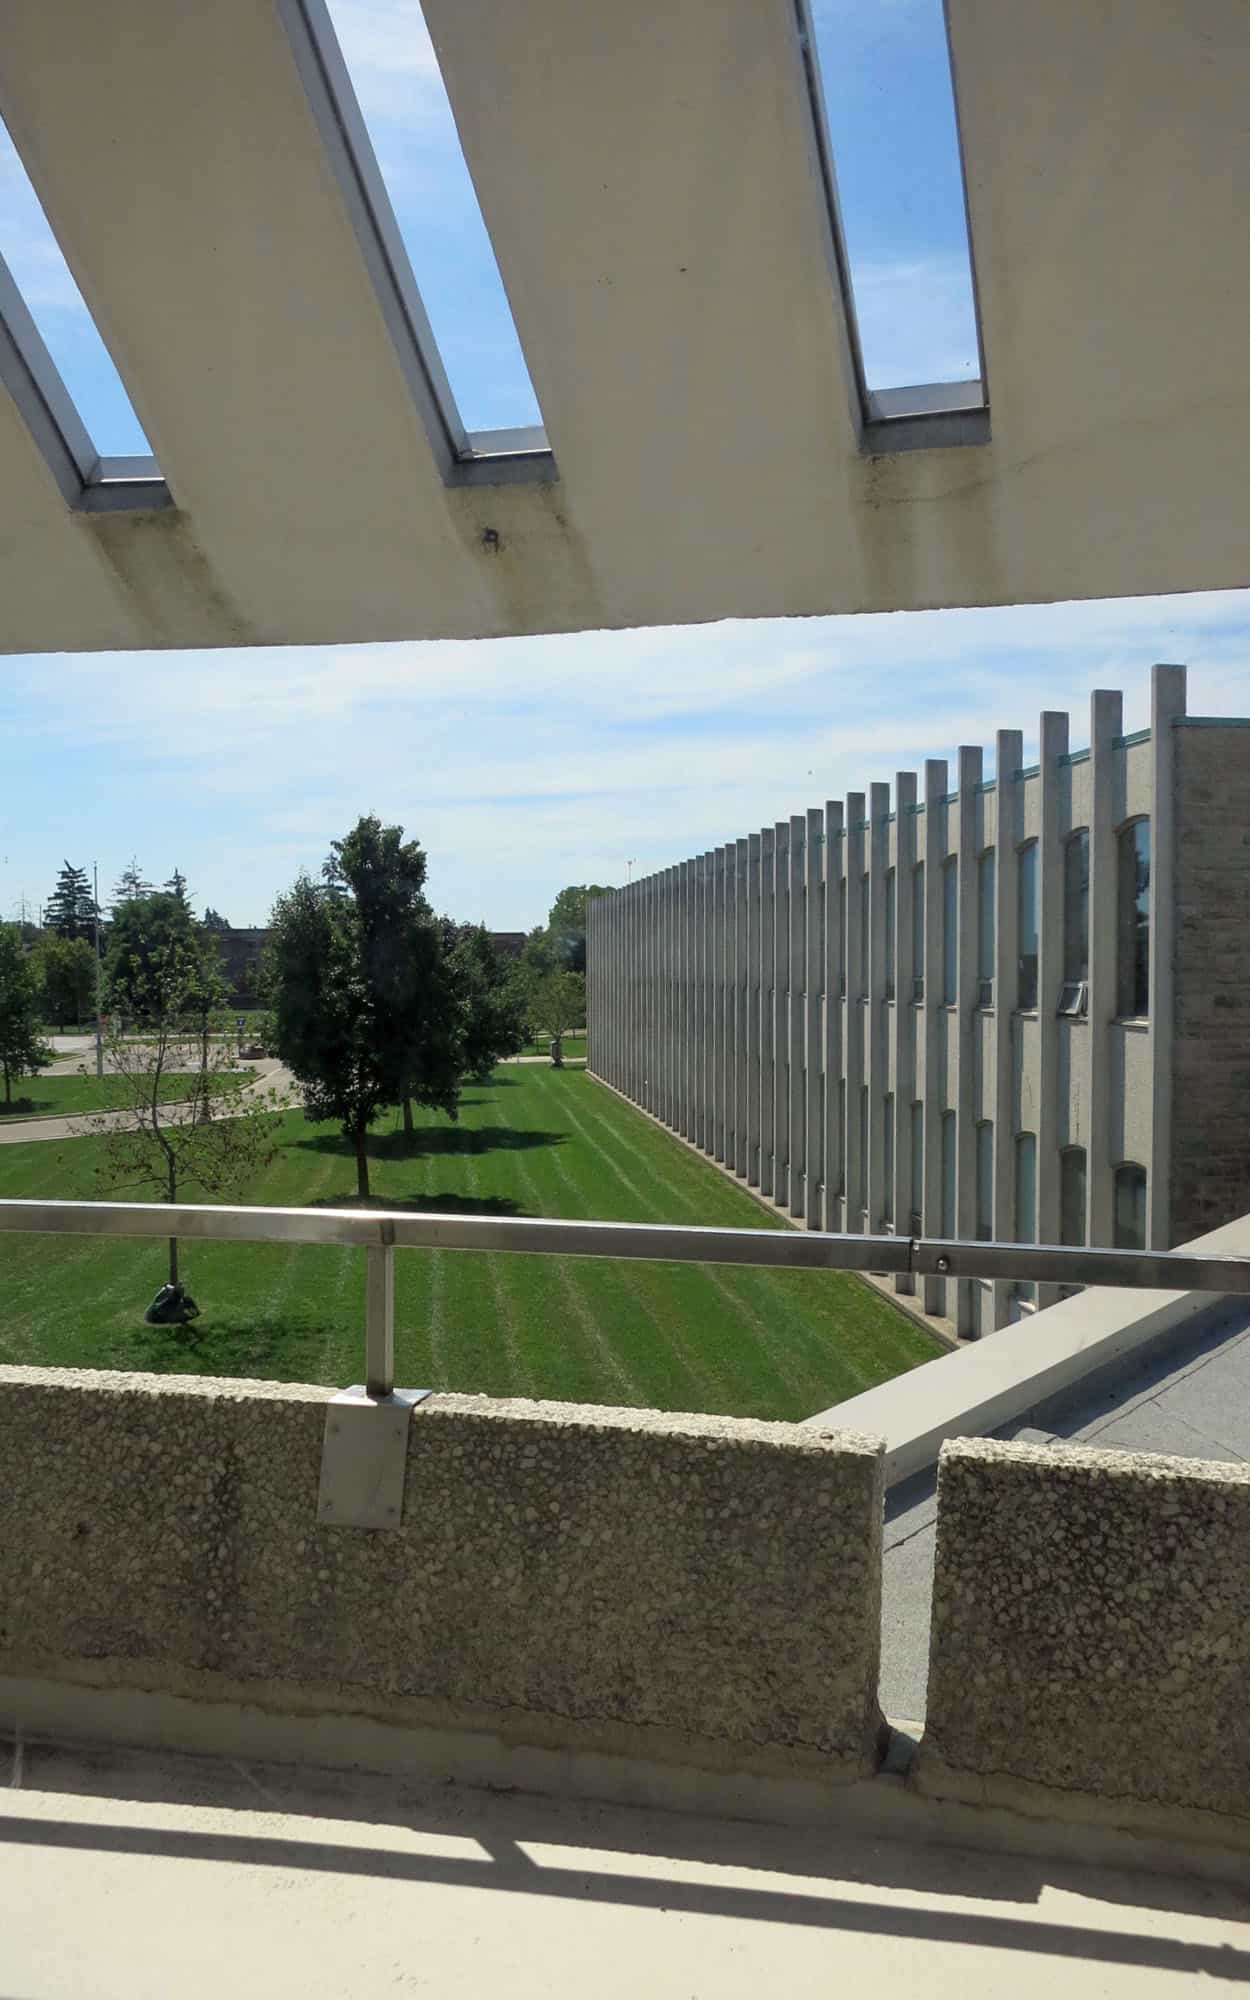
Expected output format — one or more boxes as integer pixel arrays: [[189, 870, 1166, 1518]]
[[1, 1738, 1247, 1998], [880, 1297, 1250, 1720]]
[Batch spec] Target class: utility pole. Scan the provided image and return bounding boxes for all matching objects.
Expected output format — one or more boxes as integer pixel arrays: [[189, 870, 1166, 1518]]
[[93, 861, 104, 1079]]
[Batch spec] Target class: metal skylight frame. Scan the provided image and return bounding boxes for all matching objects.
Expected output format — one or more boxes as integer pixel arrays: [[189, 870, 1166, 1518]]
[[279, 0, 555, 489], [0, 252, 169, 513], [792, 0, 990, 455]]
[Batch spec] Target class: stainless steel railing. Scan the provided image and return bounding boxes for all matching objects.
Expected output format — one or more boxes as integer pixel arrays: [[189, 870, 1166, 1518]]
[[2, 1197, 1247, 1399]]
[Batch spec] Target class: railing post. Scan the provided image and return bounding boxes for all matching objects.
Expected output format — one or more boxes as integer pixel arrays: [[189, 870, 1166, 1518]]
[[365, 1236, 395, 1398]]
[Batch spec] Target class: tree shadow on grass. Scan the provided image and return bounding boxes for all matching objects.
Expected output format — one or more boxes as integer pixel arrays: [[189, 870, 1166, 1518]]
[[294, 1126, 567, 1162], [306, 1190, 526, 1217]]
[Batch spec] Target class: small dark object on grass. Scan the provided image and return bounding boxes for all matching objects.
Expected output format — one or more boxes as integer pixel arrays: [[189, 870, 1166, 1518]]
[[144, 1283, 201, 1326]]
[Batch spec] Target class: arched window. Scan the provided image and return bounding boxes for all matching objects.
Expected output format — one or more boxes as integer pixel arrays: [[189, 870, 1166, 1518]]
[[1060, 1146, 1087, 1247], [1117, 818, 1150, 1017], [1017, 840, 1038, 1010], [942, 858, 958, 1005], [1113, 1163, 1147, 1250], [975, 1120, 994, 1241], [977, 849, 995, 1007], [1060, 829, 1089, 1014]]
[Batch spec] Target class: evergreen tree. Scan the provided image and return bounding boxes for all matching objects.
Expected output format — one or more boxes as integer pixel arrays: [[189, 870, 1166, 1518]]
[[202, 907, 230, 932], [112, 857, 153, 908], [103, 891, 212, 1023], [164, 868, 192, 910], [45, 861, 97, 942]]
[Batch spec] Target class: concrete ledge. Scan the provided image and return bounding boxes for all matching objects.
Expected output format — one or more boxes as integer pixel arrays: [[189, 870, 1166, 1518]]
[[918, 1436, 1250, 1830], [810, 1209, 1250, 1484], [0, 1367, 885, 1783]]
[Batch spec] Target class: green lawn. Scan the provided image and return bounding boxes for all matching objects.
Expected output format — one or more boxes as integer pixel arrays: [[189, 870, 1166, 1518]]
[[515, 1035, 587, 1060], [0, 1071, 246, 1122], [0, 1066, 940, 1419]]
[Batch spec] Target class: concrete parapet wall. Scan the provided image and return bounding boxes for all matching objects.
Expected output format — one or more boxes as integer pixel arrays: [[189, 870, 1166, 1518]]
[[918, 1436, 1250, 1830], [0, 1367, 885, 1784]]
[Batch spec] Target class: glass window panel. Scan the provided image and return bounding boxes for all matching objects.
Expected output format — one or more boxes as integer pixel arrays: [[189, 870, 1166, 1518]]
[[940, 1110, 956, 1238], [1015, 1131, 1037, 1301], [884, 868, 896, 1000], [1117, 819, 1151, 1018], [1113, 1163, 1148, 1251], [859, 872, 869, 995], [910, 1101, 924, 1231], [912, 861, 925, 999], [975, 1121, 993, 1241], [977, 848, 995, 988], [1060, 1147, 1087, 1248], [1017, 842, 1039, 1010], [1064, 829, 1090, 985], [883, 1093, 894, 1225], [942, 857, 958, 1005], [838, 875, 847, 997]]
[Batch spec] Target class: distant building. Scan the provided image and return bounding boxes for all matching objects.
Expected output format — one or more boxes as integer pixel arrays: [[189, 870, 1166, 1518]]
[[588, 665, 1250, 1336], [210, 926, 270, 1004], [490, 932, 527, 960]]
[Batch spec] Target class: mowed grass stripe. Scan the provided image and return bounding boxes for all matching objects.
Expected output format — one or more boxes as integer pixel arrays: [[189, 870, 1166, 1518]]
[[0, 1065, 942, 1419]]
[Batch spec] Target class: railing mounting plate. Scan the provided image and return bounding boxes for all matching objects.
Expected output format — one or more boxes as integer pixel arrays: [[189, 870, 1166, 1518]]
[[317, 1385, 431, 1530]]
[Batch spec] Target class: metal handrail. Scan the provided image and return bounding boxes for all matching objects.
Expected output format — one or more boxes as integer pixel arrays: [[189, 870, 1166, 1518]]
[[2, 1197, 1247, 1398]]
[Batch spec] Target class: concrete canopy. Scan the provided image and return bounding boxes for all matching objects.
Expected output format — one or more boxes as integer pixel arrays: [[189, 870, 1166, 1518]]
[[0, 0, 1246, 653]]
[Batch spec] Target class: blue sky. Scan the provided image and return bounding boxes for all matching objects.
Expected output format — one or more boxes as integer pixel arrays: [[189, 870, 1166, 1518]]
[[0, 1, 1248, 929]]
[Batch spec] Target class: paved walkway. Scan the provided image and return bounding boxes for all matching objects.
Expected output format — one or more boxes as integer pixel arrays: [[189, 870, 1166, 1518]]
[[0, 1060, 295, 1147], [1, 1737, 1245, 1999]]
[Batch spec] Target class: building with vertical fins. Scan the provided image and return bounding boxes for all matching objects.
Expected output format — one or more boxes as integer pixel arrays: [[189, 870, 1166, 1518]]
[[587, 665, 1250, 1337]]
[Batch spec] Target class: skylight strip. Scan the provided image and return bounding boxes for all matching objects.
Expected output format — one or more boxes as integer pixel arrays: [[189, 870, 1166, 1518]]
[[283, 0, 552, 484], [794, 0, 988, 447]]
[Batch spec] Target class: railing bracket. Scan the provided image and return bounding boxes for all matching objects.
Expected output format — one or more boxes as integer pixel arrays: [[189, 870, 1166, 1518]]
[[317, 1384, 431, 1530]]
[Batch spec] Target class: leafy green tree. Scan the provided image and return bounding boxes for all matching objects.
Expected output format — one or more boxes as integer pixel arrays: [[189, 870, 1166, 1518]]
[[36, 933, 97, 1028], [45, 861, 98, 942], [544, 883, 610, 974], [526, 966, 585, 1058], [447, 923, 528, 1080], [0, 924, 52, 1106], [267, 817, 464, 1197], [104, 891, 207, 1022]]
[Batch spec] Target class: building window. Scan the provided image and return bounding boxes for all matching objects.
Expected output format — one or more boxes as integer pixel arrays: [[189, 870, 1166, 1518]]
[[940, 1110, 956, 1238], [1113, 1162, 1147, 1250], [942, 858, 958, 1005], [977, 848, 995, 1006], [1063, 829, 1089, 985], [912, 861, 925, 1000], [834, 1079, 846, 1195], [1060, 1145, 1087, 1247], [1017, 840, 1038, 1010], [975, 1120, 993, 1241], [858, 1085, 869, 1227], [884, 868, 896, 1001], [838, 875, 847, 997], [860, 872, 870, 997], [883, 1093, 894, 1225], [1015, 1132, 1037, 1300], [1117, 818, 1150, 1018], [910, 1101, 924, 1233]]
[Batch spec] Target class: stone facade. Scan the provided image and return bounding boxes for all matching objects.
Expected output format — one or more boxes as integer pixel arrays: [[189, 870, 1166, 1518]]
[[0, 1367, 885, 1782], [918, 1435, 1250, 1827], [1169, 722, 1250, 1243]]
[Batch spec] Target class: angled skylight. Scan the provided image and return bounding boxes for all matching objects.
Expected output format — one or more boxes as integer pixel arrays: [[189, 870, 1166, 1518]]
[[0, 119, 151, 458], [801, 0, 984, 418], [319, 0, 544, 446]]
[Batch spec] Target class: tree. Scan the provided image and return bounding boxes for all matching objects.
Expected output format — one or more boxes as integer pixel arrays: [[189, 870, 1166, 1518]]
[[164, 868, 193, 910], [104, 890, 206, 1022], [544, 883, 611, 975], [45, 861, 98, 942], [36, 933, 97, 1028], [526, 966, 585, 1059], [80, 992, 284, 1324], [112, 857, 154, 908], [202, 907, 230, 932], [0, 925, 52, 1106], [447, 923, 528, 1080], [267, 817, 464, 1197]]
